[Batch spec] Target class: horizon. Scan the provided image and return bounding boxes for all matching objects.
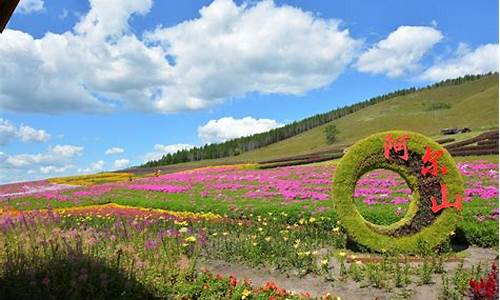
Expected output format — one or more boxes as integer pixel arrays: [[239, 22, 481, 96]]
[[0, 0, 498, 183]]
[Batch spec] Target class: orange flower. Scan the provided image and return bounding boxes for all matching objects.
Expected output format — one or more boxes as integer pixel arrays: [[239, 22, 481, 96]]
[[229, 275, 238, 287]]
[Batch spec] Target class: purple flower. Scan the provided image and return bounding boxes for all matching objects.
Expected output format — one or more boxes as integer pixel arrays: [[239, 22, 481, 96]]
[[144, 239, 158, 250]]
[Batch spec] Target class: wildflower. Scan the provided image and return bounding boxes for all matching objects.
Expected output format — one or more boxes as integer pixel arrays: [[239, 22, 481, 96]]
[[241, 288, 252, 299], [338, 252, 346, 257], [309, 217, 316, 223], [321, 259, 329, 266], [258, 227, 263, 232], [144, 239, 158, 250], [179, 227, 189, 233], [212, 232, 218, 236], [229, 275, 238, 286], [223, 232, 229, 236], [185, 235, 197, 243], [252, 242, 257, 246], [355, 260, 362, 265], [332, 227, 340, 233], [264, 236, 272, 242]]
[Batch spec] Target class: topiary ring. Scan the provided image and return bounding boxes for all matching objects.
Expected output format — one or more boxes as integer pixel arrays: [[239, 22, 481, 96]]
[[333, 131, 464, 253]]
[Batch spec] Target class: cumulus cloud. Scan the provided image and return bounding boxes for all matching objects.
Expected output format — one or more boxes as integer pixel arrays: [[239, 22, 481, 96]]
[[78, 160, 105, 173], [420, 43, 499, 81], [17, 0, 44, 14], [0, 144, 83, 183], [0, 118, 50, 145], [0, 0, 360, 114], [198, 116, 282, 144], [40, 165, 73, 174], [356, 26, 442, 78], [143, 144, 194, 162], [50, 145, 83, 157], [105, 147, 125, 155], [3, 144, 82, 168], [113, 159, 130, 169]]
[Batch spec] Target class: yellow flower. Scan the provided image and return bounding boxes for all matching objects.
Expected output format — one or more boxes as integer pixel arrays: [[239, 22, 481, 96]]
[[312, 251, 318, 256], [264, 236, 272, 242], [309, 217, 316, 223], [321, 259, 329, 266], [241, 288, 252, 299], [332, 227, 340, 232], [262, 222, 268, 226], [258, 227, 263, 232], [212, 232, 218, 236], [355, 260, 362, 265], [283, 237, 289, 241], [238, 222, 243, 226], [338, 252, 346, 257], [350, 255, 357, 260], [299, 218, 305, 224], [223, 232, 229, 236], [252, 242, 257, 246], [185, 236, 197, 243], [179, 227, 188, 233]]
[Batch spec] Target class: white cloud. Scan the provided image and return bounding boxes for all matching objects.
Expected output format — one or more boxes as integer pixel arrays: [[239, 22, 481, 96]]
[[113, 158, 130, 169], [105, 147, 125, 155], [0, 118, 50, 145], [40, 165, 73, 174], [0, 144, 83, 183], [420, 43, 499, 81], [198, 116, 282, 144], [17, 0, 44, 14], [143, 144, 194, 162], [3, 144, 82, 167], [356, 26, 442, 78], [18, 124, 51, 142], [78, 160, 105, 173], [50, 145, 83, 157], [0, 0, 360, 114]]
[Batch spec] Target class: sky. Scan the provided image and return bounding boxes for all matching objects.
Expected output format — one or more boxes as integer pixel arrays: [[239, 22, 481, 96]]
[[0, 0, 498, 183]]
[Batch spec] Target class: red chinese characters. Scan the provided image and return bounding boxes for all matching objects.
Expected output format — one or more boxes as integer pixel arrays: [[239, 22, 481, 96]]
[[431, 182, 463, 213], [382, 134, 462, 214], [384, 134, 409, 161], [420, 146, 462, 213], [421, 147, 448, 176]]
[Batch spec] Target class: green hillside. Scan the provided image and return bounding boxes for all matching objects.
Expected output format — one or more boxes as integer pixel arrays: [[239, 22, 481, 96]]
[[229, 73, 499, 162], [132, 74, 498, 172]]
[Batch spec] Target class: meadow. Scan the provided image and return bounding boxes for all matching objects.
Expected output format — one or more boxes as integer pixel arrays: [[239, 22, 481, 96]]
[[0, 156, 498, 299]]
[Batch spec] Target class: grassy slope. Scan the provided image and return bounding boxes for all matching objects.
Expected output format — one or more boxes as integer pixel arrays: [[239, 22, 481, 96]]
[[127, 74, 498, 171], [230, 74, 499, 162]]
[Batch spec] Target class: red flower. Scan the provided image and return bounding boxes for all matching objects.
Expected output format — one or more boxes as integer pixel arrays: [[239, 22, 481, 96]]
[[229, 275, 238, 287], [468, 263, 499, 300]]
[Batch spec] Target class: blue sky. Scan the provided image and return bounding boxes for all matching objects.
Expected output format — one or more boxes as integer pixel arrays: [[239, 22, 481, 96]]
[[0, 0, 498, 183]]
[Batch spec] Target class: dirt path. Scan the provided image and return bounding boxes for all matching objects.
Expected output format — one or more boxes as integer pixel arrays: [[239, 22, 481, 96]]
[[198, 247, 498, 299]]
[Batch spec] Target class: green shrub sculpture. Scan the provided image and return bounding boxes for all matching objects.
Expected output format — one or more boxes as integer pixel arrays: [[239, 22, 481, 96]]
[[333, 131, 464, 253]]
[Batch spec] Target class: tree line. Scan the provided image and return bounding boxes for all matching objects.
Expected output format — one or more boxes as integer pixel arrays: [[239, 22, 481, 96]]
[[142, 72, 497, 168]]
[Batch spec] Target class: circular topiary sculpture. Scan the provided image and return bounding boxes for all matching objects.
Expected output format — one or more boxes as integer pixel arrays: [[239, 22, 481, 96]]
[[333, 131, 464, 254]]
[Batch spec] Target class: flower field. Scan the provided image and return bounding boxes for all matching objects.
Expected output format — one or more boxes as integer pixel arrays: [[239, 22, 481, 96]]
[[0, 158, 498, 299]]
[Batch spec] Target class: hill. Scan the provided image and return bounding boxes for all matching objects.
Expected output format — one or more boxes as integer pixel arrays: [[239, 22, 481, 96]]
[[232, 73, 498, 162], [139, 73, 498, 170]]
